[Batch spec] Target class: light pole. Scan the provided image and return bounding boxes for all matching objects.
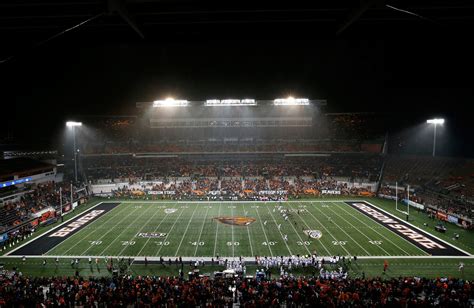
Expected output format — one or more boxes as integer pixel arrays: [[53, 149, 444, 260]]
[[426, 118, 444, 157], [66, 121, 82, 183]]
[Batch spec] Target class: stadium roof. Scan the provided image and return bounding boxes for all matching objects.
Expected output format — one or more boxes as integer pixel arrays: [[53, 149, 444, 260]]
[[0, 158, 55, 179], [1, 0, 474, 62]]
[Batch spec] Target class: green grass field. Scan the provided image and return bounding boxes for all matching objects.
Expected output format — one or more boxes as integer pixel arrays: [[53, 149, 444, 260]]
[[3, 198, 473, 279], [33, 200, 443, 258]]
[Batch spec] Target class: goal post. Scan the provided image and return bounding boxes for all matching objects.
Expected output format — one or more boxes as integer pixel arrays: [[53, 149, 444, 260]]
[[395, 182, 410, 217]]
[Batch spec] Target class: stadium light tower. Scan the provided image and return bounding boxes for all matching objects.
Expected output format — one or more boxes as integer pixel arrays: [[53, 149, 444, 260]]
[[66, 121, 82, 182], [426, 118, 444, 157]]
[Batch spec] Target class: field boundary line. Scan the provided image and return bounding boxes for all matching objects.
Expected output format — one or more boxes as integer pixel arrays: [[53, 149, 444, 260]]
[[5, 201, 108, 256], [316, 202, 371, 255], [326, 202, 391, 256], [51, 202, 133, 256], [4, 255, 474, 260], [334, 202, 420, 256], [360, 200, 472, 256]]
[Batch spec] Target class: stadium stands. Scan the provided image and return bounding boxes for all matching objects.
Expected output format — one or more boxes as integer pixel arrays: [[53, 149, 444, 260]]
[[0, 272, 471, 306], [381, 155, 474, 220]]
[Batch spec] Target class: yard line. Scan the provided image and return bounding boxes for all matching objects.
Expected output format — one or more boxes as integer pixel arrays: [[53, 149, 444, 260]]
[[231, 203, 235, 258], [254, 203, 273, 257], [298, 201, 351, 256], [154, 204, 187, 257], [95, 204, 155, 256], [283, 206, 312, 256], [326, 202, 390, 255], [116, 203, 163, 256], [212, 203, 221, 257], [135, 206, 173, 257], [285, 202, 331, 256], [335, 202, 426, 256], [245, 204, 254, 257], [194, 204, 211, 257], [51, 202, 133, 255], [265, 202, 293, 256], [174, 203, 199, 256], [314, 202, 371, 255]]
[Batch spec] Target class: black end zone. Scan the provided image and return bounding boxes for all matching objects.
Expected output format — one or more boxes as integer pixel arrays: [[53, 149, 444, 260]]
[[346, 201, 468, 256], [9, 202, 120, 256]]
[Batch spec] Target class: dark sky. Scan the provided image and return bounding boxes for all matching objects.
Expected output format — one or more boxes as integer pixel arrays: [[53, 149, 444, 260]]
[[1, 11, 473, 156]]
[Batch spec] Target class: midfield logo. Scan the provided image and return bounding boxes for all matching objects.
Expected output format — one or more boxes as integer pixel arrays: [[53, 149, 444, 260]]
[[164, 208, 178, 214], [214, 216, 256, 226], [304, 230, 323, 239]]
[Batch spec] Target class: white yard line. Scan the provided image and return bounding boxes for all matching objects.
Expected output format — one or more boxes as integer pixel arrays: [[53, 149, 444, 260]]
[[362, 200, 472, 256], [315, 202, 371, 255], [231, 204, 235, 258], [245, 204, 254, 257], [326, 202, 391, 256], [299, 201, 351, 256], [334, 202, 421, 256], [265, 202, 293, 256], [194, 204, 211, 257], [212, 203, 222, 257], [117, 203, 163, 256], [174, 203, 199, 256], [53, 203, 133, 256], [254, 204, 274, 257], [95, 204, 153, 256], [283, 205, 313, 256], [154, 204, 187, 257], [5, 254, 474, 260], [6, 201, 108, 256], [286, 202, 332, 256], [135, 206, 173, 257]]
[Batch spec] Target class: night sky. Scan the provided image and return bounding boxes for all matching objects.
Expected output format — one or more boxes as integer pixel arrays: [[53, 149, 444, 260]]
[[1, 7, 473, 157]]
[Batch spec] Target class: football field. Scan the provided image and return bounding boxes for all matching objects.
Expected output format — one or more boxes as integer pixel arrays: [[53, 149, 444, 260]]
[[7, 200, 470, 259]]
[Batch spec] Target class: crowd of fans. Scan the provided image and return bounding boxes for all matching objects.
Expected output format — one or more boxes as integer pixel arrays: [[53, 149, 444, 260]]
[[79, 113, 385, 155], [378, 185, 473, 221], [83, 140, 382, 155], [111, 177, 375, 201], [0, 271, 471, 306], [84, 155, 383, 183], [0, 182, 84, 230], [0, 182, 88, 250]]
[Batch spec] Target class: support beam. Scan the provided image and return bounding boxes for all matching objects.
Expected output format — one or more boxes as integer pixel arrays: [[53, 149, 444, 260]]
[[108, 0, 144, 38], [337, 0, 381, 36]]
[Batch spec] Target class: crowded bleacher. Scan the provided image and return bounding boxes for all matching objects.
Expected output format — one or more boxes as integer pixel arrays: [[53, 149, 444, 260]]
[[0, 270, 471, 306]]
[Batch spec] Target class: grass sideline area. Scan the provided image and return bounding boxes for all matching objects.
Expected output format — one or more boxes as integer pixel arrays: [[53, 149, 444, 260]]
[[1, 257, 473, 280]]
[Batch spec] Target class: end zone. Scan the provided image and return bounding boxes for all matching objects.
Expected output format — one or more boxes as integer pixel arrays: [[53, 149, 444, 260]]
[[346, 201, 470, 256], [7, 202, 120, 256]]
